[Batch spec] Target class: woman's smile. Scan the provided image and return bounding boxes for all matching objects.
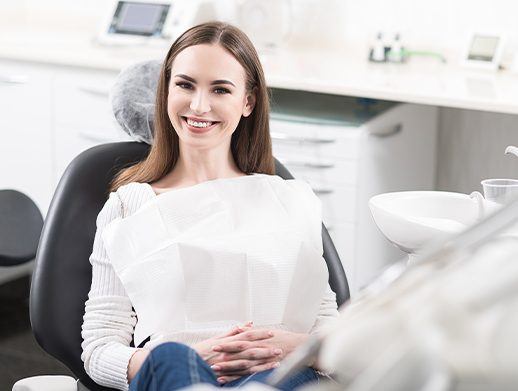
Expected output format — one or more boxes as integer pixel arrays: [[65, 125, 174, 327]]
[[181, 116, 221, 134]]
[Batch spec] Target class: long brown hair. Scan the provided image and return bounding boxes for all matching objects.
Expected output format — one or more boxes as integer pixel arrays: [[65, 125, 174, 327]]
[[109, 21, 274, 193]]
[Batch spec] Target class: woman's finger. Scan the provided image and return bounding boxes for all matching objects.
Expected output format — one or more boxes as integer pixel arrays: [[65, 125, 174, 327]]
[[220, 327, 243, 338], [237, 329, 273, 341], [248, 360, 280, 373], [217, 321, 253, 338], [216, 375, 241, 384], [212, 340, 251, 353], [218, 329, 273, 346], [211, 359, 256, 373], [214, 360, 280, 383], [220, 347, 282, 362]]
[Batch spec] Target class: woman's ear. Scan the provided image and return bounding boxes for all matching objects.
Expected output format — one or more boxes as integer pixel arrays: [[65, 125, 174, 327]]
[[242, 87, 257, 117]]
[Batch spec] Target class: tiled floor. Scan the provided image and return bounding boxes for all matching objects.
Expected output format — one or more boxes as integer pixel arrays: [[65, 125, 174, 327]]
[[0, 275, 73, 390]]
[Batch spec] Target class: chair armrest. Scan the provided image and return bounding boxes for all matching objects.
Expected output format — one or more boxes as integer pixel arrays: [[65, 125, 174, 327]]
[[12, 375, 77, 391]]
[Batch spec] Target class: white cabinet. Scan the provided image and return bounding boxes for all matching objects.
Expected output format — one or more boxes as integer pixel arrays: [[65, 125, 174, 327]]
[[52, 68, 132, 185], [270, 89, 438, 295], [0, 61, 53, 216], [0, 60, 130, 216]]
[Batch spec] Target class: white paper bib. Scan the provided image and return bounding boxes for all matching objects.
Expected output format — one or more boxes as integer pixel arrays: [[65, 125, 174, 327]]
[[102, 174, 328, 347]]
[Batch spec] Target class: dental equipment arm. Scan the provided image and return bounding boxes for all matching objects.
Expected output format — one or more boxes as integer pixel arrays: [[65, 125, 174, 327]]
[[269, 195, 518, 391]]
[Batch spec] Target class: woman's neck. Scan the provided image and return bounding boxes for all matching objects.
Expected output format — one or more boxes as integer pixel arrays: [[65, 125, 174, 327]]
[[157, 149, 245, 189]]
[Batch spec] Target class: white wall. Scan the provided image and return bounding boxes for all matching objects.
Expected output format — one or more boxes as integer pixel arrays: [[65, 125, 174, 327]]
[[341, 0, 518, 57], [4, 1, 518, 55]]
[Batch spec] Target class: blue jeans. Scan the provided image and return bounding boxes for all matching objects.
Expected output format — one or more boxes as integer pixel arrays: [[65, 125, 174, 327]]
[[129, 342, 321, 391]]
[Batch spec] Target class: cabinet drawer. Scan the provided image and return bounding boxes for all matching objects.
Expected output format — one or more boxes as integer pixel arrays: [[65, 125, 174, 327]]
[[270, 120, 363, 160], [0, 63, 51, 120], [54, 70, 119, 131], [317, 184, 358, 224], [275, 155, 358, 186], [294, 178, 357, 224]]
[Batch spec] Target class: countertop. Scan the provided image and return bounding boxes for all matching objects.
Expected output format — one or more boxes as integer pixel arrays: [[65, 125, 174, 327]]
[[2, 28, 518, 115]]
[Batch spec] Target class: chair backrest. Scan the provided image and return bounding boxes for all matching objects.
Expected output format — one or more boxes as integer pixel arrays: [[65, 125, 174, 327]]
[[30, 141, 349, 391], [0, 189, 43, 267]]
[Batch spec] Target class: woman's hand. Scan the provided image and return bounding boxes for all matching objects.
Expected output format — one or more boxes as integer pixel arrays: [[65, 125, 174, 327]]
[[210, 329, 310, 383], [126, 322, 253, 384], [192, 321, 254, 363], [193, 322, 280, 366]]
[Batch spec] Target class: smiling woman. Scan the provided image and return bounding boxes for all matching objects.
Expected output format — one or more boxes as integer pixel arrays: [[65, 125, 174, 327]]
[[81, 22, 337, 391], [108, 21, 274, 193], [168, 43, 256, 149]]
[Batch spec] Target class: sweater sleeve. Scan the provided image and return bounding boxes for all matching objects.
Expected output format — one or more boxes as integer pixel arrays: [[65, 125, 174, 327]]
[[309, 283, 339, 336], [81, 191, 138, 391]]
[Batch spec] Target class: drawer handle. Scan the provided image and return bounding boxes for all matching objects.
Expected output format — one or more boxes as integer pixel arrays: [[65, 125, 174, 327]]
[[270, 132, 336, 144], [313, 188, 334, 195], [78, 131, 114, 143], [281, 160, 335, 169], [369, 123, 402, 138], [0, 75, 28, 84], [77, 86, 110, 98]]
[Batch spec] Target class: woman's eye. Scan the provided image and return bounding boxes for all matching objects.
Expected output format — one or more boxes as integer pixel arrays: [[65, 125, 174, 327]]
[[176, 82, 192, 89], [214, 87, 230, 94]]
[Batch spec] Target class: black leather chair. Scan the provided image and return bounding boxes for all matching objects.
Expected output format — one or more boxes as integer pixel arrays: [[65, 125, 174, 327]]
[[0, 189, 43, 267], [29, 141, 350, 391]]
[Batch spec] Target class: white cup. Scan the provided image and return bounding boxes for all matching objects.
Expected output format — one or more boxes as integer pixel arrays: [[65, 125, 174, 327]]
[[481, 178, 518, 205]]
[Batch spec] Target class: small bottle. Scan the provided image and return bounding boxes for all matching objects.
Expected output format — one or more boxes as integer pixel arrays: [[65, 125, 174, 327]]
[[388, 33, 404, 63], [370, 32, 386, 62]]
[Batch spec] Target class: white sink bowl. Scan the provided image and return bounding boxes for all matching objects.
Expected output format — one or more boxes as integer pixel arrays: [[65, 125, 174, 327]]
[[369, 191, 482, 254]]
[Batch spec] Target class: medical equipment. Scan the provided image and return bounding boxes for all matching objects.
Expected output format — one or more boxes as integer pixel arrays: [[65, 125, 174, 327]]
[[267, 193, 518, 391], [480, 145, 518, 205], [481, 179, 518, 205], [462, 32, 505, 71], [387, 33, 404, 63], [368, 190, 499, 263], [504, 145, 518, 157], [368, 32, 387, 62], [96, 0, 216, 46]]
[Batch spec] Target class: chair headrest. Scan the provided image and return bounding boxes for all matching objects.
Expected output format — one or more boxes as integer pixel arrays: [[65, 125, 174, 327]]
[[110, 60, 162, 145]]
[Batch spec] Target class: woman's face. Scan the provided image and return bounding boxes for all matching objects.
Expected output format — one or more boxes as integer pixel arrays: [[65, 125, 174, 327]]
[[167, 44, 256, 151]]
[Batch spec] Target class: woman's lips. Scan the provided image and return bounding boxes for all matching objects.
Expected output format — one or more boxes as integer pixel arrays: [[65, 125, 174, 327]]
[[182, 116, 219, 133]]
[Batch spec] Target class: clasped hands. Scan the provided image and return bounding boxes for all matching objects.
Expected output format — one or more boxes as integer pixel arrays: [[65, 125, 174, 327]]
[[192, 322, 309, 384]]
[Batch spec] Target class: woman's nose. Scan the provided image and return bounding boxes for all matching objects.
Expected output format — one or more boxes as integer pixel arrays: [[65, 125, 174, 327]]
[[190, 90, 211, 114]]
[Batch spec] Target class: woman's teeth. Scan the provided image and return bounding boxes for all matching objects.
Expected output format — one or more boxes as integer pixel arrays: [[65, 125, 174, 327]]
[[186, 118, 214, 128]]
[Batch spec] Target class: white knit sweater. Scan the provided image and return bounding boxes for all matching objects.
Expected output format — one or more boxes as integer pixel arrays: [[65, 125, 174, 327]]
[[81, 176, 339, 391]]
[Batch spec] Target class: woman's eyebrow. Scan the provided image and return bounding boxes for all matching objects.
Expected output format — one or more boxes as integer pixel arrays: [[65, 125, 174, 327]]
[[174, 74, 196, 83], [211, 79, 236, 87], [175, 74, 235, 87]]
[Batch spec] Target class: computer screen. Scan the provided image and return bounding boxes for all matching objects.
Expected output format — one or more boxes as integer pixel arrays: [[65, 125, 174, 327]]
[[467, 35, 500, 62], [108, 1, 171, 37]]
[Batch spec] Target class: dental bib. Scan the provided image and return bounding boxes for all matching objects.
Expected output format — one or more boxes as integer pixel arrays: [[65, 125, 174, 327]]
[[102, 174, 328, 348]]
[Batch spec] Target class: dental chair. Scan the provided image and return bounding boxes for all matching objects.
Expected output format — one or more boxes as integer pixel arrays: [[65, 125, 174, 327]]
[[14, 59, 349, 390], [13, 141, 350, 391]]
